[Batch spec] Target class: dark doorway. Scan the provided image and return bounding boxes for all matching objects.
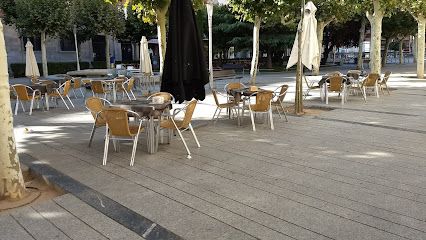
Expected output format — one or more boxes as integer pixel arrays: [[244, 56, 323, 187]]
[[92, 35, 106, 61], [121, 42, 133, 62]]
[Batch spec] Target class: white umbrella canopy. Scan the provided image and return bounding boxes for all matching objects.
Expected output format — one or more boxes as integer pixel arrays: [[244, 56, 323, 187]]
[[25, 40, 40, 78], [286, 1, 319, 70], [140, 36, 153, 75]]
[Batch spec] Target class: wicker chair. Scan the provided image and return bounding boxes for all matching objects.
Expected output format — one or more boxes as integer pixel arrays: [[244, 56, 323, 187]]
[[71, 77, 85, 98], [48, 80, 75, 109], [85, 97, 111, 147], [160, 100, 199, 159], [271, 85, 289, 121], [325, 76, 347, 105], [147, 92, 175, 102], [11, 84, 42, 115], [248, 91, 274, 131], [360, 73, 380, 101], [118, 77, 136, 100], [91, 80, 111, 99], [379, 71, 391, 95], [303, 75, 322, 100], [211, 90, 238, 122], [102, 108, 144, 166]]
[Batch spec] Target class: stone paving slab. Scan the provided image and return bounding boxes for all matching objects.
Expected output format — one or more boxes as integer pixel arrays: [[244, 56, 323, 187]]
[[0, 194, 146, 240], [10, 65, 426, 240]]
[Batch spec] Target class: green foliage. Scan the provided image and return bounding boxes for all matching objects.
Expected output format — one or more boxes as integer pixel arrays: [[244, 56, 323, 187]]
[[382, 11, 416, 40], [97, 1, 125, 36], [402, 0, 426, 18], [211, 5, 252, 52], [10, 62, 91, 77], [132, 0, 205, 24], [14, 0, 70, 37], [117, 5, 156, 43], [313, 0, 359, 23], [0, 0, 17, 25], [228, 0, 287, 23]]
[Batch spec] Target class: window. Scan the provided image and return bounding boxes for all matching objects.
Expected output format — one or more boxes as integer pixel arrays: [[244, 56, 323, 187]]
[[60, 37, 75, 51], [23, 36, 41, 51]]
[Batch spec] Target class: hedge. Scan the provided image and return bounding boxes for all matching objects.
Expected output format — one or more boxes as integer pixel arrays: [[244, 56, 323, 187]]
[[9, 62, 102, 78]]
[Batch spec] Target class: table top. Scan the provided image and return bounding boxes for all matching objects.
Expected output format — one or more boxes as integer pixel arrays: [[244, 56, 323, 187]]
[[110, 100, 171, 118], [29, 84, 55, 94]]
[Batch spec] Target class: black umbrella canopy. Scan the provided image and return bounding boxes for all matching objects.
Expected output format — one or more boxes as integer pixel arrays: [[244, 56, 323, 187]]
[[161, 0, 209, 103]]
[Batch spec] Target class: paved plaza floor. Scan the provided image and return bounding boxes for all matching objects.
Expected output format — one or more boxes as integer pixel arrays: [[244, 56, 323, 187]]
[[2, 64, 426, 240]]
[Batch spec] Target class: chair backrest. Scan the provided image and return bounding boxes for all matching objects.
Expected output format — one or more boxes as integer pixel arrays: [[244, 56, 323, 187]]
[[30, 76, 39, 84], [381, 71, 391, 84], [327, 71, 341, 77], [347, 70, 361, 80], [224, 82, 244, 92], [274, 85, 289, 103], [362, 73, 380, 87], [85, 97, 108, 126], [254, 91, 273, 112], [91, 81, 105, 94], [126, 77, 135, 91], [181, 100, 197, 128], [62, 80, 72, 95], [211, 90, 221, 106], [73, 77, 82, 88], [103, 108, 132, 137], [12, 84, 31, 101], [148, 92, 174, 102], [328, 76, 344, 92]]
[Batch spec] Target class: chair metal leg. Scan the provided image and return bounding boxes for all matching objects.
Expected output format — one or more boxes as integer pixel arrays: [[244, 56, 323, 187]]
[[189, 123, 200, 148], [362, 87, 367, 102], [280, 103, 288, 122], [79, 88, 85, 98], [216, 108, 222, 122], [375, 85, 379, 98], [29, 98, 35, 115], [59, 95, 70, 109], [211, 107, 218, 121], [14, 99, 19, 115], [171, 119, 191, 159], [250, 110, 256, 131], [88, 125, 97, 147], [269, 109, 274, 130], [103, 133, 110, 166], [130, 90, 136, 100], [130, 136, 139, 166], [66, 95, 75, 108]]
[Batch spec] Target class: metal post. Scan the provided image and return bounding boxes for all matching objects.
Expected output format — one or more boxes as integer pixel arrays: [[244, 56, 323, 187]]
[[295, 0, 305, 115], [206, 2, 214, 89], [73, 25, 80, 71]]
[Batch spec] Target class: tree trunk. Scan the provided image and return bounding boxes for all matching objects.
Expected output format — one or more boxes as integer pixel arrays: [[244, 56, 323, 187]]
[[382, 38, 391, 66], [412, 34, 417, 63], [357, 17, 366, 70], [366, 1, 384, 75], [105, 35, 110, 69], [313, 20, 332, 75], [156, 7, 168, 76], [250, 16, 261, 85], [0, 21, 26, 200], [399, 40, 404, 64], [41, 31, 48, 77], [416, 15, 425, 79]]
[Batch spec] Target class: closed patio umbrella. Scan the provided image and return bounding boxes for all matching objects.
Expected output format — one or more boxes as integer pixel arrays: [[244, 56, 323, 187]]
[[25, 40, 40, 78], [161, 0, 209, 103], [286, 1, 319, 70], [140, 36, 153, 75]]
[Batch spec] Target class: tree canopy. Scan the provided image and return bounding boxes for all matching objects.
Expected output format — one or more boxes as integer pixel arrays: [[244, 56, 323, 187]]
[[14, 0, 70, 37]]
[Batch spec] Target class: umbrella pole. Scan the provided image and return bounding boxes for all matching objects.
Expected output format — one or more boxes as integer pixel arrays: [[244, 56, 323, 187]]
[[295, 0, 305, 115], [206, 2, 214, 89]]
